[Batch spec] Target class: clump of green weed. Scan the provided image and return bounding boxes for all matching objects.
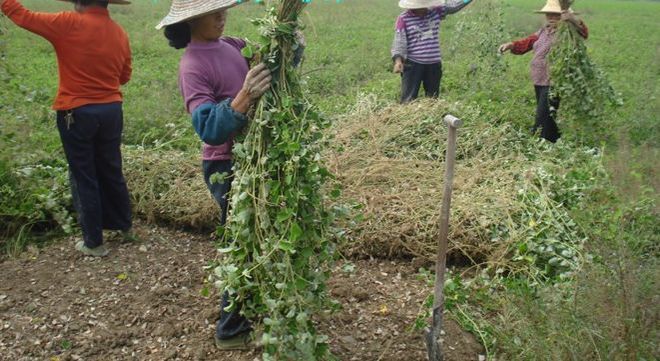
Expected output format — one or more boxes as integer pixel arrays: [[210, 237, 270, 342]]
[[0, 155, 74, 255]]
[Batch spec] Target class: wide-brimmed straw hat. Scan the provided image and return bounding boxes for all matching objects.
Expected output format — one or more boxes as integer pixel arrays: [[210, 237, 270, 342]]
[[57, 0, 131, 4], [156, 0, 245, 30], [535, 0, 575, 14], [398, 0, 442, 10]]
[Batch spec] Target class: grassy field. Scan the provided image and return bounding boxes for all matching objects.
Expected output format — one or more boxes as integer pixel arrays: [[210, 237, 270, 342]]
[[2, 0, 658, 155], [1, 0, 658, 359], [2, 0, 659, 143]]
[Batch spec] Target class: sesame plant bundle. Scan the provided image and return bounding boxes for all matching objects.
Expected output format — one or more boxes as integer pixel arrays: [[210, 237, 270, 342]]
[[549, 0, 621, 119], [214, 0, 337, 360]]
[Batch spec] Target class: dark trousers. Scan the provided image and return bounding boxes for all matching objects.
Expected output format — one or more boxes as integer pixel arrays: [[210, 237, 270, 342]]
[[534, 85, 561, 143], [56, 102, 132, 248], [202, 160, 251, 339], [400, 60, 443, 103]]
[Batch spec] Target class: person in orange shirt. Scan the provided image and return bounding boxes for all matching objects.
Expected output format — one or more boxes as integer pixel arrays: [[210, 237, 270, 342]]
[[1, 0, 135, 257]]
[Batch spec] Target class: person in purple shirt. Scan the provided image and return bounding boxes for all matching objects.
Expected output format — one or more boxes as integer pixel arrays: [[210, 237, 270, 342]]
[[392, 0, 474, 103], [157, 0, 272, 351]]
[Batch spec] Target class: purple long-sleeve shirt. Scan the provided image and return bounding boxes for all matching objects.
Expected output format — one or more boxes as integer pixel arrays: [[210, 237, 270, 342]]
[[179, 37, 249, 160]]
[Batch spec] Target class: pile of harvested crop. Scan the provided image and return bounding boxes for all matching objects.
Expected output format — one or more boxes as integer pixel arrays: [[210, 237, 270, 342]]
[[329, 98, 603, 281], [122, 147, 217, 230], [123, 93, 604, 285]]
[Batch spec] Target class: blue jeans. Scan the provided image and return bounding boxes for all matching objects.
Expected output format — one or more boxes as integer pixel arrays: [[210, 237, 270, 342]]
[[56, 102, 132, 248], [202, 160, 252, 339]]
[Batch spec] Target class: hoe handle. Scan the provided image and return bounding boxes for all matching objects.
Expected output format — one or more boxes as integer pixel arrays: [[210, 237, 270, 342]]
[[426, 114, 463, 361]]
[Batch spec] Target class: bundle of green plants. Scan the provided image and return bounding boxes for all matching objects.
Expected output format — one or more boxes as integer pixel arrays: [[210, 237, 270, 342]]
[[549, 0, 621, 119], [213, 0, 337, 359]]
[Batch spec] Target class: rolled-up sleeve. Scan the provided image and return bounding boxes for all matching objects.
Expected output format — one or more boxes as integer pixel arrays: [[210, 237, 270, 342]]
[[191, 100, 248, 146]]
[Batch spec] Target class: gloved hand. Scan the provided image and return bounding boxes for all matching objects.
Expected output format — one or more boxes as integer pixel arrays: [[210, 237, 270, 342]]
[[231, 63, 272, 114], [242, 63, 272, 101]]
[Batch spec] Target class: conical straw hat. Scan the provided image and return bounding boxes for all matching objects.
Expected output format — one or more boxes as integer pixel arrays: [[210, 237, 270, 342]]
[[535, 0, 575, 14], [156, 0, 246, 30], [398, 0, 443, 10], [57, 0, 131, 4]]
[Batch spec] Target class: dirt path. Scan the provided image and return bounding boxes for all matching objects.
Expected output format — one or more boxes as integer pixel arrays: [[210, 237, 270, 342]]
[[0, 222, 484, 361]]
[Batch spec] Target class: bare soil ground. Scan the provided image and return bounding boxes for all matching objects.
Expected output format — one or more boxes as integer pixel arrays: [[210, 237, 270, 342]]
[[0, 222, 483, 361]]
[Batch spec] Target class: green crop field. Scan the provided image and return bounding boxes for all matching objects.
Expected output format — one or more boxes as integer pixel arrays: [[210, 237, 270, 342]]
[[0, 0, 658, 359]]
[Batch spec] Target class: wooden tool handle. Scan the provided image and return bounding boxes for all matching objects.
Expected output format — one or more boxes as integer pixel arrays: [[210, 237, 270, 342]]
[[428, 113, 463, 361]]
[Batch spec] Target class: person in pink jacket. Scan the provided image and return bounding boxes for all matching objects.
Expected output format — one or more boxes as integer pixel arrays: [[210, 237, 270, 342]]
[[499, 0, 588, 143]]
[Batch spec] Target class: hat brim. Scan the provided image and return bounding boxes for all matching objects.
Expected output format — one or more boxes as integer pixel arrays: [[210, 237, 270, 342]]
[[398, 0, 443, 9], [535, 11, 580, 15], [156, 0, 245, 30], [57, 0, 131, 4], [535, 7, 578, 14]]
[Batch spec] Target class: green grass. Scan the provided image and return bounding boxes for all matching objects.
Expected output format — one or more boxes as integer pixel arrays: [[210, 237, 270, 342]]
[[3, 0, 658, 147], [0, 0, 657, 359]]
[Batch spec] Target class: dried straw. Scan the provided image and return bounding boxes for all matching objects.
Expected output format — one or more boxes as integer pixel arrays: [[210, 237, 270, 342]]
[[123, 147, 218, 230], [328, 99, 527, 263], [122, 98, 588, 271]]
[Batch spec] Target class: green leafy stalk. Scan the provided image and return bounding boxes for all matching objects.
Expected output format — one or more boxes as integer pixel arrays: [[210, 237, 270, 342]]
[[215, 1, 337, 360], [549, 0, 622, 120]]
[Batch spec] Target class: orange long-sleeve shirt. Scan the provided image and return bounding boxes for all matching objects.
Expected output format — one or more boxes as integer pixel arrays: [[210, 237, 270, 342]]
[[1, 0, 131, 110]]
